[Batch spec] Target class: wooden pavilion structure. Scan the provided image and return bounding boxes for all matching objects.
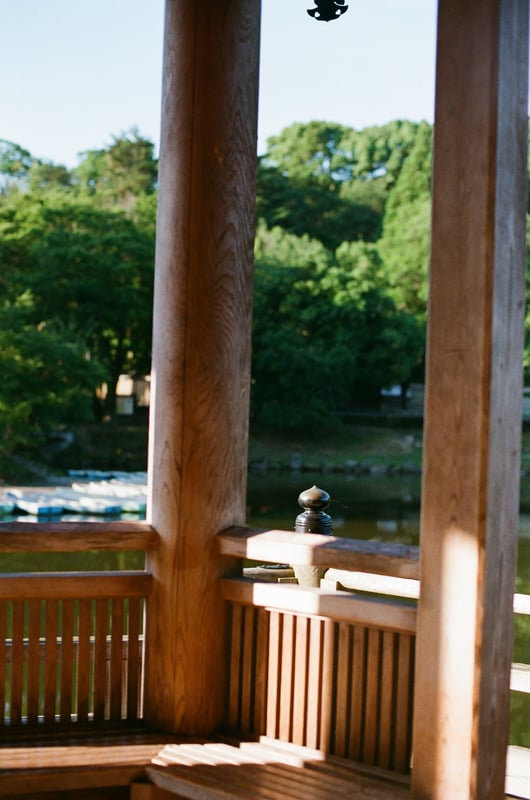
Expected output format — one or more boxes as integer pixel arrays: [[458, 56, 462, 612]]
[[0, 0, 529, 798]]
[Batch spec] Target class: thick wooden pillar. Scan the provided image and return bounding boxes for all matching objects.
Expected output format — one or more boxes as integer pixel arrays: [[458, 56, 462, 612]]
[[412, 1, 528, 798], [144, 0, 261, 733]]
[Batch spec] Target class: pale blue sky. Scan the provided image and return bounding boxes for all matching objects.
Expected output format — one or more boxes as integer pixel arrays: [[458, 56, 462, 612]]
[[0, 0, 437, 167]]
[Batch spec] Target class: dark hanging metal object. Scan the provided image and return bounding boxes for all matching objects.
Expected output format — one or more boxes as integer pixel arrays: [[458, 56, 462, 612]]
[[307, 0, 348, 22]]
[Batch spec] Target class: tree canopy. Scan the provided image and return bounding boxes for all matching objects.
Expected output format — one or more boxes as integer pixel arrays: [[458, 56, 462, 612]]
[[8, 116, 530, 456]]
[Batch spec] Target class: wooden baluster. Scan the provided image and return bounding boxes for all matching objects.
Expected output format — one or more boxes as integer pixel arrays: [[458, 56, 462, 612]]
[[0, 600, 7, 725], [349, 625, 367, 761], [60, 599, 74, 723], [76, 598, 91, 723], [26, 599, 41, 724], [228, 603, 243, 730], [241, 605, 257, 733], [334, 622, 353, 756], [10, 600, 24, 725], [292, 614, 309, 745], [43, 599, 58, 723], [109, 597, 124, 721], [394, 633, 414, 773], [93, 598, 108, 721], [126, 596, 141, 721], [253, 607, 269, 734], [379, 630, 397, 769], [266, 611, 282, 739], [278, 612, 295, 742]]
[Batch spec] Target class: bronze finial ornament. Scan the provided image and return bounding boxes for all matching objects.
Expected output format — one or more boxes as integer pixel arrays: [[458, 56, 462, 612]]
[[307, 0, 348, 22]]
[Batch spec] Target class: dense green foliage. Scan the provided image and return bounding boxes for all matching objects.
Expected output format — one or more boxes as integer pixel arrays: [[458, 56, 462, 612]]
[[0, 131, 156, 459], [4, 114, 529, 456]]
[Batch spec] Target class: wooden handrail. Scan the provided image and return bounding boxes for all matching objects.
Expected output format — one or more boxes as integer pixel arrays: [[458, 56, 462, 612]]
[[0, 521, 158, 552], [0, 571, 152, 599], [219, 526, 420, 580], [221, 577, 417, 634]]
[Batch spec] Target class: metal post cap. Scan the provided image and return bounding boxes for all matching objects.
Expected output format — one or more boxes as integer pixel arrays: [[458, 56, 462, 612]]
[[295, 485, 333, 535]]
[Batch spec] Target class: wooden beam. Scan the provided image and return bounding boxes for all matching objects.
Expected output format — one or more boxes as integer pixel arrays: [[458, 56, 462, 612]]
[[0, 521, 158, 552], [412, 1, 528, 798], [144, 0, 261, 733], [219, 526, 420, 579], [0, 572, 152, 599]]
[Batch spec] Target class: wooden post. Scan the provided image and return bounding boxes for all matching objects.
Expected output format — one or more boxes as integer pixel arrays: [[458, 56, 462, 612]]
[[144, 0, 261, 733], [412, 1, 528, 798]]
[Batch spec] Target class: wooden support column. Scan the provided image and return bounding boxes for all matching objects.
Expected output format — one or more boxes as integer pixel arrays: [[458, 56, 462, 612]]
[[412, 1, 528, 798], [144, 0, 261, 733]]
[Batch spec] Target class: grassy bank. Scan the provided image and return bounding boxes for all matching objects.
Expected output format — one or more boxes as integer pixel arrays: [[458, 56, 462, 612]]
[[9, 415, 530, 487], [2, 417, 423, 485]]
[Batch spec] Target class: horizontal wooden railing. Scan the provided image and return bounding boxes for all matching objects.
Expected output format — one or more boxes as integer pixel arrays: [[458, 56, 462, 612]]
[[218, 524, 530, 777], [218, 526, 420, 579], [0, 521, 158, 733], [0, 520, 158, 552], [218, 526, 418, 773]]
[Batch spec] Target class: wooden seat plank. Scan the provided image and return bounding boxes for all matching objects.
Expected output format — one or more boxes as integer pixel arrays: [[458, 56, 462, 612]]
[[0, 734, 412, 799]]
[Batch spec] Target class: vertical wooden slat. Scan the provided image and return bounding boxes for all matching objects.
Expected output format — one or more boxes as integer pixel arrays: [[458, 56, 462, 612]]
[[76, 598, 91, 723], [0, 600, 6, 724], [26, 599, 42, 724], [126, 596, 141, 721], [240, 605, 257, 732], [412, 1, 528, 797], [394, 633, 414, 773], [291, 614, 309, 745], [110, 597, 124, 721], [93, 598, 108, 721], [10, 600, 24, 725], [278, 613, 295, 742], [43, 599, 59, 723], [144, 0, 261, 735], [253, 607, 269, 734], [363, 628, 382, 764], [349, 625, 367, 761], [59, 599, 74, 722], [318, 619, 335, 753], [228, 603, 243, 729], [334, 622, 352, 756], [266, 611, 282, 739], [379, 631, 396, 769], [305, 617, 323, 750]]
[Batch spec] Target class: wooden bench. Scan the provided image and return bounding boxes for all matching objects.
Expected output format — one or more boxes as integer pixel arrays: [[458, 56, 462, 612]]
[[0, 730, 412, 799]]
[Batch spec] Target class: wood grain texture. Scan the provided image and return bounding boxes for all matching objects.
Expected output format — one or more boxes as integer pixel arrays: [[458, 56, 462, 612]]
[[219, 527, 420, 580], [0, 521, 157, 552], [0, 572, 152, 600], [220, 579, 417, 634], [412, 1, 529, 798], [144, 0, 261, 734], [224, 598, 415, 772]]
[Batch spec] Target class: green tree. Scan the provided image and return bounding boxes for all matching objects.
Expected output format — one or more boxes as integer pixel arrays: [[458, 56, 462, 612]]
[[251, 225, 423, 428], [378, 122, 433, 319], [0, 139, 33, 194], [257, 120, 421, 250], [0, 193, 155, 413], [0, 295, 106, 462], [74, 129, 158, 210]]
